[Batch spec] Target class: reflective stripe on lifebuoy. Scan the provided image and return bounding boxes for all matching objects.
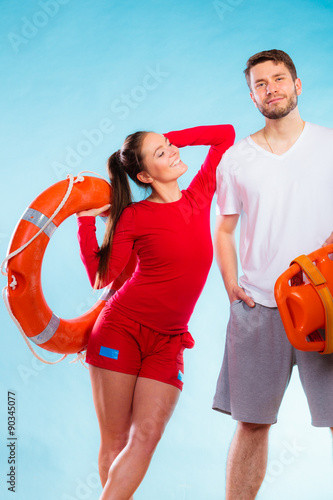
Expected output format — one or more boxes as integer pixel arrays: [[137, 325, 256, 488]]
[[6, 176, 137, 355], [21, 208, 57, 237]]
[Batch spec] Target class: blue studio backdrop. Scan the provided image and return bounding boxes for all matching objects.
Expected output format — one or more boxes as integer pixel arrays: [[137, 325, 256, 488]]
[[1, 1, 333, 499]]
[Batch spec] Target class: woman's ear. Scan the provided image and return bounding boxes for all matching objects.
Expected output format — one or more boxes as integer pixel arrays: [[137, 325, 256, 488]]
[[137, 171, 153, 184]]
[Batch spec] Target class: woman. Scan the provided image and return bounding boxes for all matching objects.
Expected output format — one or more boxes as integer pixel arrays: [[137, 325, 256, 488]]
[[76, 124, 235, 499]]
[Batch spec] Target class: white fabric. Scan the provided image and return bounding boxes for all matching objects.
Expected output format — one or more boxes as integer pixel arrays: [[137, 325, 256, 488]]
[[216, 122, 333, 306]]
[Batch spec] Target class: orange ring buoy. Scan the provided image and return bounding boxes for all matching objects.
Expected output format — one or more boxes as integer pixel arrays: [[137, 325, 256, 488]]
[[5, 175, 137, 355], [274, 244, 333, 353]]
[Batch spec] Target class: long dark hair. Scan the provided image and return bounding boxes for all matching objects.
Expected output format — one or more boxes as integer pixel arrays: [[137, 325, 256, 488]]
[[94, 131, 149, 288]]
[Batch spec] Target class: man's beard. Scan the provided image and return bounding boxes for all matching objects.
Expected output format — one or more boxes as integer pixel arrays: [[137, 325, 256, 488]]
[[255, 87, 298, 120]]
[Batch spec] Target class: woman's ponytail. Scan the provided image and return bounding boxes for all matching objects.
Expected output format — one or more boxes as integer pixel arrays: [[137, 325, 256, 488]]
[[94, 131, 149, 288], [94, 151, 132, 288]]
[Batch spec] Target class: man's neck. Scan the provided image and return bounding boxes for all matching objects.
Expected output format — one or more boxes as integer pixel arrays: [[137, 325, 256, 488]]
[[264, 107, 304, 137], [251, 108, 305, 156]]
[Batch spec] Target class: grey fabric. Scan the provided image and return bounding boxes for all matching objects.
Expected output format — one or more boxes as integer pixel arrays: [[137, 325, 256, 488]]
[[213, 300, 333, 427]]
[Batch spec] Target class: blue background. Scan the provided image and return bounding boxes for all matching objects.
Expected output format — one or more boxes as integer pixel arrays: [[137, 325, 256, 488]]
[[1, 0, 333, 499]]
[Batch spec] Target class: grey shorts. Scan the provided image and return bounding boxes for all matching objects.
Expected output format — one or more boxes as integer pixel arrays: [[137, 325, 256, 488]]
[[212, 300, 333, 427]]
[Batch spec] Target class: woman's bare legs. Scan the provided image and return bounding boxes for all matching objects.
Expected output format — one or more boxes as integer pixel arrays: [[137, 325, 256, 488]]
[[89, 366, 137, 487], [89, 365, 180, 500]]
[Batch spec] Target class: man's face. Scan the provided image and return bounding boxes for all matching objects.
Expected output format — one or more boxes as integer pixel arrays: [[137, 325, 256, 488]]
[[249, 60, 302, 119]]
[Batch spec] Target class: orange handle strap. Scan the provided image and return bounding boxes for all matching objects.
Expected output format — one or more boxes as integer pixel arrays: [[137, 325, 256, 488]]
[[292, 255, 333, 354]]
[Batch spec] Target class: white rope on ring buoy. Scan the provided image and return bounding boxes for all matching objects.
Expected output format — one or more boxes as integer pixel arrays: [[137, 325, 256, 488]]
[[1, 170, 107, 277], [69, 350, 88, 368], [1, 170, 108, 366]]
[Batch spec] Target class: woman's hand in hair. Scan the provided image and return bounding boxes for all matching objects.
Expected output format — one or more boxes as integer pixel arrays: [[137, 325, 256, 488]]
[[76, 204, 111, 218]]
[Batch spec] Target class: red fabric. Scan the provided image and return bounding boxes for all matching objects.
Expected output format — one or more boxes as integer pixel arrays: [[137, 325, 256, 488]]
[[86, 307, 195, 390], [77, 125, 235, 335]]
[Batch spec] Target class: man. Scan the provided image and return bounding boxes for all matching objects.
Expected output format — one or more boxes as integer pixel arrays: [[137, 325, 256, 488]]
[[212, 49, 333, 499]]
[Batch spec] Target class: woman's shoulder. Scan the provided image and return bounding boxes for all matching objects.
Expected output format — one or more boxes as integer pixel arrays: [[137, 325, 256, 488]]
[[115, 203, 137, 229], [118, 200, 152, 225]]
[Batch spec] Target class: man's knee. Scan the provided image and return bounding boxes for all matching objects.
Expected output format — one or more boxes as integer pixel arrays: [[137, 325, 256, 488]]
[[237, 421, 271, 436]]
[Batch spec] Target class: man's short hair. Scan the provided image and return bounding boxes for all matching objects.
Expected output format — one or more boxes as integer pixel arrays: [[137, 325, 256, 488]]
[[244, 49, 298, 89]]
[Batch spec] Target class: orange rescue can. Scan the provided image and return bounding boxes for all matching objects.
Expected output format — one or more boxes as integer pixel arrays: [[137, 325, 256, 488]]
[[274, 244, 333, 354]]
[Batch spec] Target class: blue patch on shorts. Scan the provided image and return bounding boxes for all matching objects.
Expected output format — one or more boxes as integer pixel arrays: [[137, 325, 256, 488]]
[[99, 346, 119, 360], [177, 370, 183, 381]]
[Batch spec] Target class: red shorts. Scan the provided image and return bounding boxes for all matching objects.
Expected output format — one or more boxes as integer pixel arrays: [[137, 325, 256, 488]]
[[86, 306, 195, 390]]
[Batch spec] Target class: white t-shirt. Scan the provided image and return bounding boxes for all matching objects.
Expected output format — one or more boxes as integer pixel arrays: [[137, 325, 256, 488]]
[[216, 122, 333, 306]]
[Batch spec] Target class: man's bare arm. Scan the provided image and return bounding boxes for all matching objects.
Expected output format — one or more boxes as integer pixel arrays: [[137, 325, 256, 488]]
[[214, 214, 255, 307]]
